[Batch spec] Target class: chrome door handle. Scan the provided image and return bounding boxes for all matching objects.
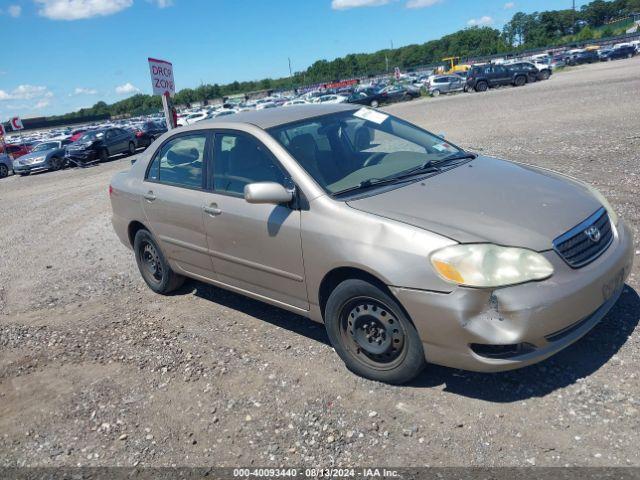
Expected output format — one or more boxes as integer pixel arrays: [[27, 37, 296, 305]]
[[203, 204, 222, 216], [143, 191, 156, 202]]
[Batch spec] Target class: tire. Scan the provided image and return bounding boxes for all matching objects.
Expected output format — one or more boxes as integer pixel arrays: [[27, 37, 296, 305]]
[[49, 156, 62, 171], [475, 81, 488, 92], [0, 164, 8, 178], [134, 229, 185, 294], [431, 89, 441, 97], [514, 75, 526, 87], [324, 279, 426, 384], [19, 172, 30, 177], [99, 148, 109, 162], [540, 70, 550, 80], [370, 100, 379, 108], [127, 142, 136, 156], [627, 53, 632, 59]]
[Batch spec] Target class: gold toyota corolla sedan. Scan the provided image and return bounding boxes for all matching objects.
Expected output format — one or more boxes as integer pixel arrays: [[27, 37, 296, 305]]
[[110, 104, 634, 384]]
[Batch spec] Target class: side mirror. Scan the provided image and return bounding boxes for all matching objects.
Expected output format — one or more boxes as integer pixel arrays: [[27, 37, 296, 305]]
[[244, 182, 293, 205]]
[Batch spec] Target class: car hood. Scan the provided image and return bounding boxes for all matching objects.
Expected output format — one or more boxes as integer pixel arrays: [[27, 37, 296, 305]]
[[18, 149, 55, 161], [346, 156, 602, 251]]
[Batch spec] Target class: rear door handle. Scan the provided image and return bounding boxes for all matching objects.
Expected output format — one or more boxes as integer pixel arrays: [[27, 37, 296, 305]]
[[203, 204, 222, 216], [143, 191, 156, 202]]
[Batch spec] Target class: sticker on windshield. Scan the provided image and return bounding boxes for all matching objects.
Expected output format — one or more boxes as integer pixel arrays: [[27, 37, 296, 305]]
[[433, 142, 456, 152], [353, 108, 388, 125]]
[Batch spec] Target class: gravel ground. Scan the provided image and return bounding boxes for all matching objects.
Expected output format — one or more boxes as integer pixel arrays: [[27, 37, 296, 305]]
[[1, 58, 639, 468]]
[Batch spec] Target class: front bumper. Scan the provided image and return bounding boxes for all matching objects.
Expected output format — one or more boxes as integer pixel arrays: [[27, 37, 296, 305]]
[[65, 150, 97, 162], [13, 160, 49, 173], [392, 219, 635, 372]]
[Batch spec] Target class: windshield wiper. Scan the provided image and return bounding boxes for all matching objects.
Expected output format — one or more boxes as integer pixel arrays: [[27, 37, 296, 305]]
[[332, 175, 418, 197], [431, 152, 477, 165]]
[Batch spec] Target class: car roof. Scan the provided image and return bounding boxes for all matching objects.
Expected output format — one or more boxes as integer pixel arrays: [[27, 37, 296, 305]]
[[183, 103, 359, 130]]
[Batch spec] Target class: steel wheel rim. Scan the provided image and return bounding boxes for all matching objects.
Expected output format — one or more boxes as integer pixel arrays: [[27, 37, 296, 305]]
[[0, 165, 7, 177], [339, 296, 407, 371], [141, 242, 163, 283]]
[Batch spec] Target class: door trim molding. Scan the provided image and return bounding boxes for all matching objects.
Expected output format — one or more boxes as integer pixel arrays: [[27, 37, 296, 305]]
[[160, 235, 304, 283]]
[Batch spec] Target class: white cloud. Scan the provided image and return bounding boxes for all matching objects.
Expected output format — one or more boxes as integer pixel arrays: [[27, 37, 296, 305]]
[[147, 0, 173, 7], [8, 5, 22, 17], [115, 82, 140, 95], [331, 0, 391, 10], [406, 0, 442, 8], [35, 99, 51, 109], [467, 15, 493, 26], [0, 85, 54, 101], [35, 0, 133, 20], [73, 87, 98, 95], [504, 2, 515, 8]]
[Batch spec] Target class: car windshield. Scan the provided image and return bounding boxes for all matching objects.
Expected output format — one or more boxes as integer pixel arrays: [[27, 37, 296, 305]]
[[78, 131, 103, 142], [33, 141, 60, 152], [268, 109, 464, 196]]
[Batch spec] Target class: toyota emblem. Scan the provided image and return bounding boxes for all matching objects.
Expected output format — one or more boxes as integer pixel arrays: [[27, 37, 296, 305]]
[[584, 225, 601, 243]]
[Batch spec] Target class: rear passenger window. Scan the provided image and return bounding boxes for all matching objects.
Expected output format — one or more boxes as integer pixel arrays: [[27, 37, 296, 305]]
[[147, 134, 206, 189]]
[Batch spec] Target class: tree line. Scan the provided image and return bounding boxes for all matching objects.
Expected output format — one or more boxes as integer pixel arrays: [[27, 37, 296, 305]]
[[49, 0, 639, 121]]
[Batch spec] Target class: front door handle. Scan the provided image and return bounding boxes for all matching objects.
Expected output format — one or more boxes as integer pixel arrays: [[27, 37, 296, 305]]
[[143, 191, 156, 202], [203, 204, 222, 216]]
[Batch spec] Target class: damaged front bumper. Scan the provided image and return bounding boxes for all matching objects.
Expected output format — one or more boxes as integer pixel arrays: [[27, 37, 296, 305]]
[[391, 219, 635, 372]]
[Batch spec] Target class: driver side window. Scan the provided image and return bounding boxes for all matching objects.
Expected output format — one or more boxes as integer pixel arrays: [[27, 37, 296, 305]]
[[214, 133, 288, 196]]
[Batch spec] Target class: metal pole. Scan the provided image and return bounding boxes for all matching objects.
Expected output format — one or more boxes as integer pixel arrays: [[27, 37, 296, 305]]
[[162, 92, 174, 130]]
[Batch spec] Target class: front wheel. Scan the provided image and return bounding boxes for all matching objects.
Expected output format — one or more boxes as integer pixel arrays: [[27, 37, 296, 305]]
[[475, 81, 488, 92], [540, 70, 550, 80], [99, 148, 109, 162], [431, 89, 441, 97], [127, 142, 136, 156], [134, 229, 185, 294], [514, 75, 526, 87], [0, 164, 8, 178], [370, 100, 379, 108], [324, 279, 426, 384], [49, 156, 63, 171]]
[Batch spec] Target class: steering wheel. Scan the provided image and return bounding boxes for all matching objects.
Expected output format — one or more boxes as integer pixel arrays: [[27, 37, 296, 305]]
[[363, 152, 387, 167]]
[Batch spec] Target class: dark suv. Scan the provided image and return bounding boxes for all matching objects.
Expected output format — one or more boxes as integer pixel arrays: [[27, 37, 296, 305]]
[[466, 64, 528, 92], [600, 45, 636, 61], [65, 127, 136, 166], [508, 62, 552, 81], [567, 51, 600, 66]]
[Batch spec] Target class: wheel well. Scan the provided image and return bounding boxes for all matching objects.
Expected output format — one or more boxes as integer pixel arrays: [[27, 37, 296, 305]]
[[318, 267, 391, 320], [127, 221, 148, 247]]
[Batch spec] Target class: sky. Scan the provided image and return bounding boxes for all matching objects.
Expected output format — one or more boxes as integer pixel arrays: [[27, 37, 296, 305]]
[[0, 0, 590, 118]]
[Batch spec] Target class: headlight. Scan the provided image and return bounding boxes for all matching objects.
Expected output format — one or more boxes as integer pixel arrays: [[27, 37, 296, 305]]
[[583, 183, 618, 226], [430, 244, 554, 288], [26, 156, 45, 164]]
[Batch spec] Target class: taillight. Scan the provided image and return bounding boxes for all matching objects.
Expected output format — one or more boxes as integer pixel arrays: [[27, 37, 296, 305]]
[[108, 185, 113, 196], [135, 131, 144, 138]]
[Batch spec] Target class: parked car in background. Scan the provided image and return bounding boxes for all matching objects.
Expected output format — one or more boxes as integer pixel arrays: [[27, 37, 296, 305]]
[[466, 64, 528, 92], [65, 127, 136, 165], [0, 153, 12, 178], [132, 121, 167, 148], [110, 104, 633, 384], [283, 99, 310, 107], [379, 84, 421, 102], [177, 112, 208, 126], [510, 61, 552, 81], [566, 50, 600, 66], [12, 139, 72, 176], [600, 45, 636, 61], [347, 89, 388, 107], [69, 129, 88, 142], [314, 94, 348, 104], [506, 63, 539, 83], [427, 75, 465, 96], [1, 143, 32, 160]]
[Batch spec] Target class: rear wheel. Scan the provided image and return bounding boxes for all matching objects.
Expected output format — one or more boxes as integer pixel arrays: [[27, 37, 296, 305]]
[[370, 100, 379, 108], [134, 229, 185, 294], [99, 148, 109, 162], [127, 142, 136, 156], [431, 89, 441, 97], [475, 81, 488, 92], [324, 279, 426, 384], [514, 75, 526, 87], [0, 164, 8, 178]]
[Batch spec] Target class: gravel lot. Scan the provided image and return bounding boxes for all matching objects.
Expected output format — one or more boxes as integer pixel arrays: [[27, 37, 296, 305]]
[[1, 58, 639, 468]]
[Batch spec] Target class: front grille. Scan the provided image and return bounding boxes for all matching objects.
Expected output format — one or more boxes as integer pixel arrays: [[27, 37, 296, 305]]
[[553, 208, 613, 268]]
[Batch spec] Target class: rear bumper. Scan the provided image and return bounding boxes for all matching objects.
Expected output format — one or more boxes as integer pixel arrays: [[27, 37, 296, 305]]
[[392, 219, 635, 372]]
